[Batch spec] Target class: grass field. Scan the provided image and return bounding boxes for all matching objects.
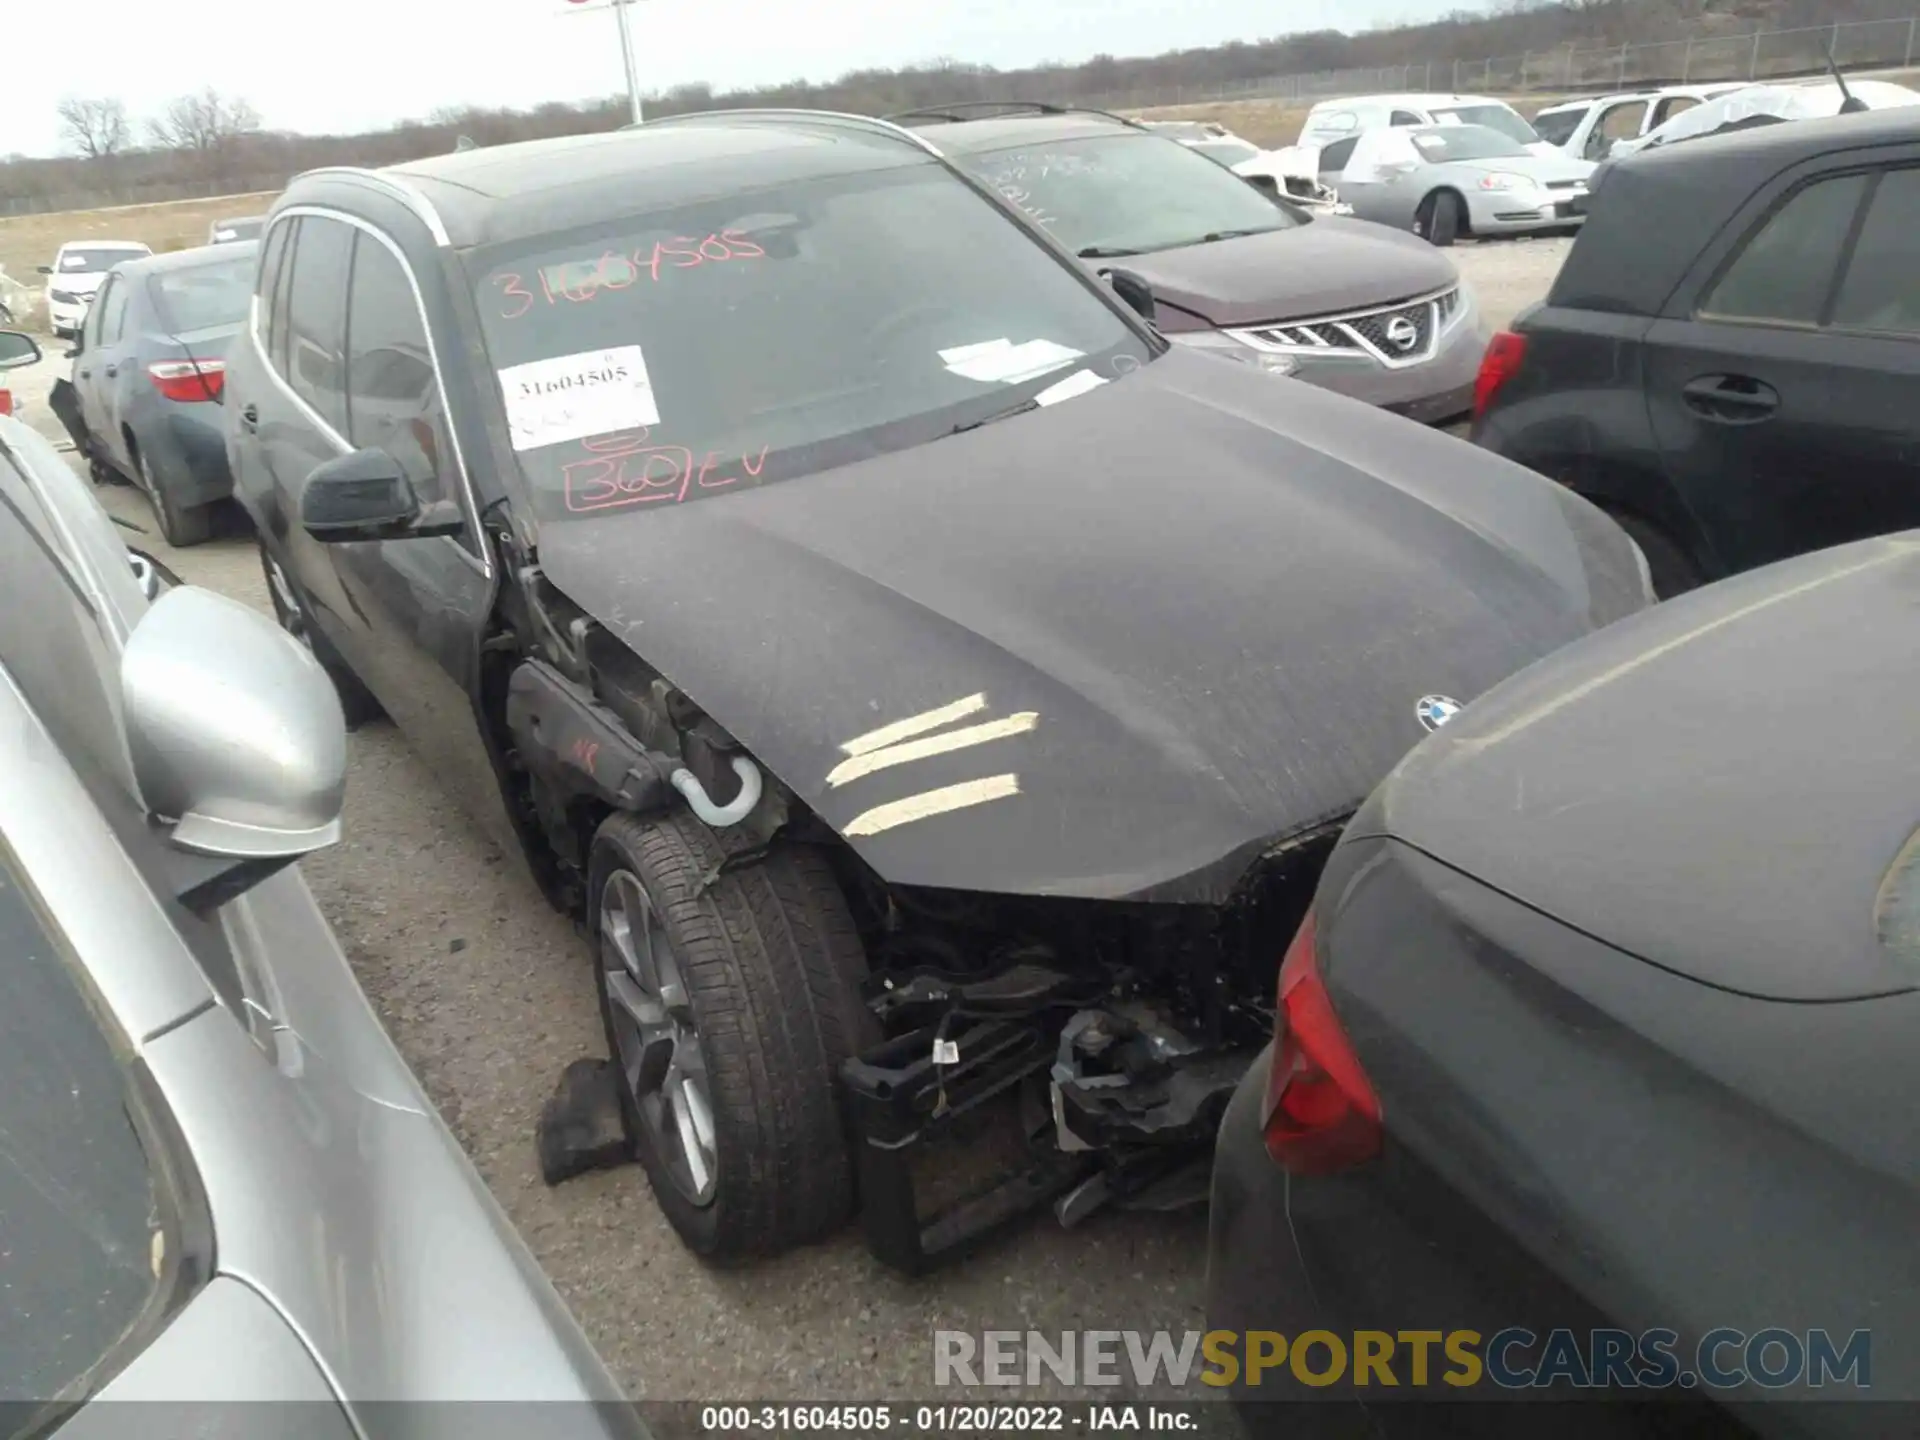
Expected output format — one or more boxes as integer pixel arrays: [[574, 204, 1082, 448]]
[[1131, 92, 1579, 147], [0, 191, 279, 331]]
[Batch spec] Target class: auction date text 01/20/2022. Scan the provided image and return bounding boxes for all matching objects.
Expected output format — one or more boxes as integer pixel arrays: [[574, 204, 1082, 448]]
[[698, 1405, 1198, 1433]]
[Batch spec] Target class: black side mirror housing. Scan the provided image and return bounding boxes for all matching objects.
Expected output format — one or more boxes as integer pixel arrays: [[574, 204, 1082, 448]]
[[1102, 267, 1157, 325], [301, 448, 463, 543], [0, 331, 42, 370], [1245, 173, 1282, 200], [36, 265, 53, 276]]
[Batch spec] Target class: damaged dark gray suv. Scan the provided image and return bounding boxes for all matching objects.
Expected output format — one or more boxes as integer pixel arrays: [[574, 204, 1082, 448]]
[[224, 111, 1653, 1272]]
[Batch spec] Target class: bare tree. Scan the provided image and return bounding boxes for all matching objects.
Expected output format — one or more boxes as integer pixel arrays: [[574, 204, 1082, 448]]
[[148, 88, 262, 153], [56, 97, 132, 159]]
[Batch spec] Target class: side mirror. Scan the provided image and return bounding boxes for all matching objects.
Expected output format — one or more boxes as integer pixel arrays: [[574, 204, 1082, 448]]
[[1102, 267, 1157, 325], [36, 264, 53, 276], [301, 447, 462, 543], [1245, 174, 1282, 199], [120, 586, 346, 910], [0, 331, 41, 370]]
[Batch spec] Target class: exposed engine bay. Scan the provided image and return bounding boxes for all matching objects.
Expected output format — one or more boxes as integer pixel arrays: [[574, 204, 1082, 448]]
[[496, 552, 1340, 1271]]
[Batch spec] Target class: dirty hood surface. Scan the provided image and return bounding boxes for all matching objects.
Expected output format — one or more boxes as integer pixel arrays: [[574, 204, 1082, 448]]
[[1131, 216, 1458, 331], [1364, 534, 1920, 1001], [540, 350, 1643, 903]]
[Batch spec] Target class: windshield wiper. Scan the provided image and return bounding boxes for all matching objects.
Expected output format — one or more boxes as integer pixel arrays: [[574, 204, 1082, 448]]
[[948, 398, 1041, 436], [1197, 227, 1280, 244], [1076, 245, 1141, 259]]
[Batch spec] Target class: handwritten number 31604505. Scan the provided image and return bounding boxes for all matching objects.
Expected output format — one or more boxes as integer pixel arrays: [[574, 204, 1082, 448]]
[[492, 230, 766, 320]]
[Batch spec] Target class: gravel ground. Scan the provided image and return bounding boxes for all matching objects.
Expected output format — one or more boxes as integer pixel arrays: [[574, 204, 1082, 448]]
[[3, 231, 1566, 1406]]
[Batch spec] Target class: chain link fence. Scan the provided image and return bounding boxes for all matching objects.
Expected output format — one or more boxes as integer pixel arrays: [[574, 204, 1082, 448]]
[[1084, 14, 1920, 113]]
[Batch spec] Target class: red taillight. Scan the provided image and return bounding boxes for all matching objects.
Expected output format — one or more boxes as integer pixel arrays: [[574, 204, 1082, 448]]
[[0, 390, 11, 417], [1471, 330, 1528, 422], [1262, 913, 1382, 1174], [148, 358, 225, 404]]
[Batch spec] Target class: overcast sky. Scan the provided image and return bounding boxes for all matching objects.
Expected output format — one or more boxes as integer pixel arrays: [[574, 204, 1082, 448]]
[[20, 0, 1455, 158]]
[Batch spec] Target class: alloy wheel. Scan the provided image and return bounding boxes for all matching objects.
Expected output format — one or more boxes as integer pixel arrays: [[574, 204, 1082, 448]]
[[264, 554, 315, 653], [600, 868, 718, 1206]]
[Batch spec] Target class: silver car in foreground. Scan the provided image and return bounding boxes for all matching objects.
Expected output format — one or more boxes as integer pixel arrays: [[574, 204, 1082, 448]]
[[1323, 123, 1596, 245], [0, 332, 641, 1439]]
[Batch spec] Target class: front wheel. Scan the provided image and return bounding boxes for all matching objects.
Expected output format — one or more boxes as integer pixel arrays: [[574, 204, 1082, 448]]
[[589, 809, 874, 1260]]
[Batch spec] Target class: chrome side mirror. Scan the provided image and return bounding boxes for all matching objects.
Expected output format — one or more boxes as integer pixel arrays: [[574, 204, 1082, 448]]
[[121, 586, 346, 907]]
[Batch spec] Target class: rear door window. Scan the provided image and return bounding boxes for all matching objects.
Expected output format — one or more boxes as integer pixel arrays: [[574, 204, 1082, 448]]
[[269, 218, 301, 375], [0, 844, 171, 1418], [1828, 167, 1920, 338], [1700, 173, 1870, 326], [255, 219, 291, 355], [81, 278, 115, 350], [1652, 94, 1701, 127], [1532, 106, 1588, 147], [283, 215, 353, 434], [1588, 100, 1649, 159], [98, 280, 131, 345], [1317, 137, 1361, 173]]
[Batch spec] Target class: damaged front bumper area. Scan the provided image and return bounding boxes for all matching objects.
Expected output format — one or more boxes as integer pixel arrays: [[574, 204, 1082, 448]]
[[838, 832, 1339, 1273]]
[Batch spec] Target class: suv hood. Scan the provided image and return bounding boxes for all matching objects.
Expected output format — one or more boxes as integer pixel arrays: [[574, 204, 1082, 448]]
[[541, 350, 1645, 903], [1364, 534, 1920, 1000], [1120, 217, 1458, 331]]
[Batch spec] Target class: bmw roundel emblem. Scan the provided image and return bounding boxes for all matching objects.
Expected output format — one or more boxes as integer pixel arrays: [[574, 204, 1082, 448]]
[[1416, 695, 1462, 732]]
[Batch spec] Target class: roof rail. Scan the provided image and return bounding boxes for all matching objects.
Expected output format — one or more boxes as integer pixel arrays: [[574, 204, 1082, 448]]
[[288, 166, 452, 247], [885, 100, 1145, 131], [637, 108, 942, 156]]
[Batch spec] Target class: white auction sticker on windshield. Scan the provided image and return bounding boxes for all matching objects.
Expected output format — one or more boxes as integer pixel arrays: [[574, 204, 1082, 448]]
[[499, 345, 660, 452]]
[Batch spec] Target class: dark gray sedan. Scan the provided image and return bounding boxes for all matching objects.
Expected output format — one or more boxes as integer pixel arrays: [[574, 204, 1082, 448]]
[[65, 242, 258, 546], [1207, 534, 1920, 1436]]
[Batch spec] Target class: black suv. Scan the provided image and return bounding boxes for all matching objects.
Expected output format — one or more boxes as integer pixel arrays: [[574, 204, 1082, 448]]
[[222, 111, 1647, 1271], [1473, 109, 1920, 596]]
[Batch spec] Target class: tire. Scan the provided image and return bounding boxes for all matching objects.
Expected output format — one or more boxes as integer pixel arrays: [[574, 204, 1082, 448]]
[[589, 808, 875, 1260], [1608, 510, 1702, 600], [258, 541, 385, 727], [137, 447, 213, 548], [1417, 190, 1464, 247]]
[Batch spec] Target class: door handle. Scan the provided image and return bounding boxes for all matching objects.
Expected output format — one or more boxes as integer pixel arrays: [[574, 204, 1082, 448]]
[[1681, 374, 1779, 423], [240, 403, 260, 432], [104, 365, 118, 379], [78, 370, 91, 380]]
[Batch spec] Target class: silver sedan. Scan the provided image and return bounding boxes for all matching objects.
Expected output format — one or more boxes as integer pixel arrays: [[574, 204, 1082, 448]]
[[0, 327, 643, 1439], [1323, 123, 1597, 245]]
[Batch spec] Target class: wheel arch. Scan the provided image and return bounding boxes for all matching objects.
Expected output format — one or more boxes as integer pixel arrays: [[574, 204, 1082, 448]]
[[1537, 452, 1718, 581]]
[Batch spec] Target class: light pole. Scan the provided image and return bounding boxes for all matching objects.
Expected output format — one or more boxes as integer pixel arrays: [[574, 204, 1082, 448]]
[[563, 0, 646, 126]]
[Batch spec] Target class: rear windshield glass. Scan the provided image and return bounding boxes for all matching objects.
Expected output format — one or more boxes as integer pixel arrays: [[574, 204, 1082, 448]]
[[0, 846, 163, 1412], [150, 253, 256, 334], [469, 161, 1152, 524], [57, 248, 147, 274], [1408, 125, 1531, 162], [1430, 103, 1540, 146], [1531, 106, 1589, 146], [963, 132, 1303, 258]]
